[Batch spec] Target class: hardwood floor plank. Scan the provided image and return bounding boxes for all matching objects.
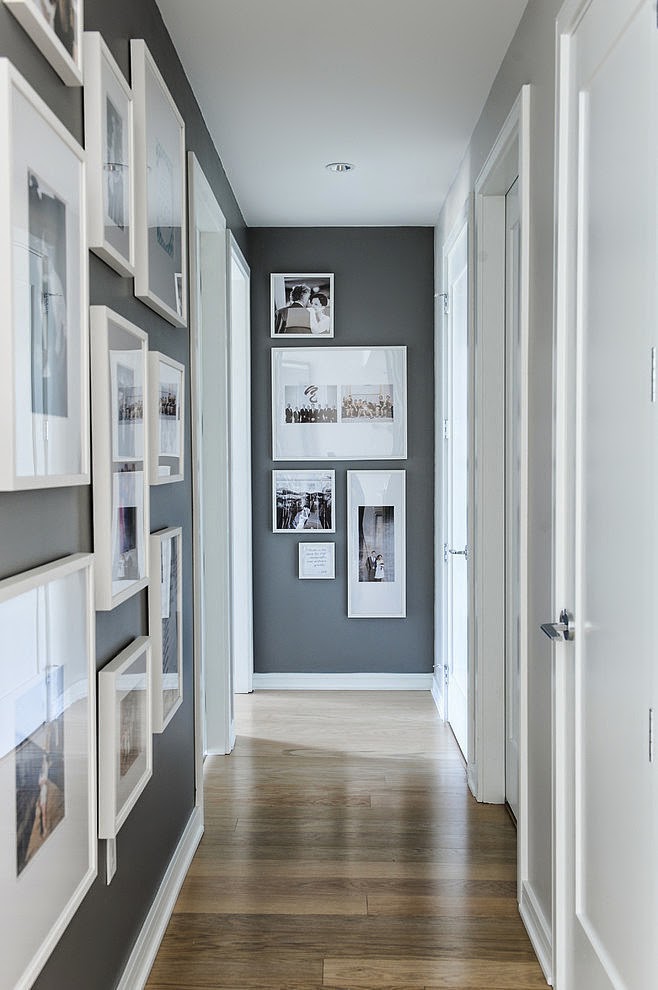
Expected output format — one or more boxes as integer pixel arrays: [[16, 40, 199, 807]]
[[322, 957, 547, 988]]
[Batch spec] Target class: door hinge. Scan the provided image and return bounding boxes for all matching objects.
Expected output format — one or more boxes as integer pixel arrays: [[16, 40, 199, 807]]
[[439, 291, 449, 316], [443, 542, 449, 563], [443, 418, 449, 440], [650, 708, 655, 763], [651, 347, 656, 403], [444, 663, 449, 685]]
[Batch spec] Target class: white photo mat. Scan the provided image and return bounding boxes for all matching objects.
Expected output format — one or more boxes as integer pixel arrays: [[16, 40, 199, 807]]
[[270, 273, 334, 337], [347, 470, 406, 618], [299, 542, 335, 580], [148, 527, 183, 733], [272, 346, 407, 460], [0, 59, 89, 491], [3, 0, 83, 86], [0, 553, 96, 990], [148, 351, 184, 484], [98, 636, 152, 840], [272, 469, 335, 533]]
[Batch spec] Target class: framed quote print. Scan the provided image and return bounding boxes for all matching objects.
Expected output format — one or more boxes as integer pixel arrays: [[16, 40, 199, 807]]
[[148, 351, 184, 484], [83, 31, 134, 277], [90, 306, 150, 611], [272, 346, 407, 460], [0, 59, 89, 491], [347, 470, 406, 618], [299, 542, 335, 580], [271, 273, 334, 337], [148, 527, 183, 733], [3, 0, 83, 86], [0, 553, 96, 990], [131, 39, 187, 327]]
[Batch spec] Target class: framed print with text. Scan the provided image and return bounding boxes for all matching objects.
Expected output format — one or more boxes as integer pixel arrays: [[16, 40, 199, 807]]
[[272, 469, 335, 532], [148, 351, 184, 484], [272, 346, 406, 460], [83, 31, 134, 277], [347, 470, 406, 618], [0, 553, 96, 990], [299, 542, 335, 580], [148, 527, 183, 733], [90, 306, 149, 611], [98, 636, 152, 840], [131, 39, 187, 327], [0, 60, 89, 491], [3, 0, 83, 86], [271, 273, 333, 337]]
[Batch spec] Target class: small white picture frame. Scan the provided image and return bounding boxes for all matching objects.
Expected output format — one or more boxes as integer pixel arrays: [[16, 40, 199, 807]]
[[271, 273, 334, 337], [98, 636, 152, 840], [83, 31, 135, 277], [3, 0, 83, 86], [90, 306, 150, 611], [148, 351, 184, 484], [299, 542, 335, 580], [272, 469, 335, 532], [149, 527, 183, 733], [347, 470, 406, 618]]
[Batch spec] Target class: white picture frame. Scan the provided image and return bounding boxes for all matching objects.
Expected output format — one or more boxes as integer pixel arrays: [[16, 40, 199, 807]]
[[131, 39, 187, 327], [83, 32, 134, 278], [0, 59, 89, 491], [271, 273, 334, 337], [299, 542, 335, 580], [0, 552, 96, 990], [98, 636, 152, 840], [272, 469, 335, 533], [347, 470, 406, 618], [148, 351, 184, 484], [90, 306, 150, 611], [3, 0, 83, 86], [272, 346, 407, 460], [148, 527, 183, 733]]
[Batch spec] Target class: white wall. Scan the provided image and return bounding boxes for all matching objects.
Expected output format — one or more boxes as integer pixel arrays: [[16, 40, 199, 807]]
[[435, 0, 562, 935]]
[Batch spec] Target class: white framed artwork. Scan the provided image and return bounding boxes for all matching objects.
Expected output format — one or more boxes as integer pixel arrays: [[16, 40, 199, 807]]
[[83, 31, 134, 277], [271, 273, 334, 337], [3, 0, 83, 86], [131, 39, 187, 327], [0, 59, 89, 491], [90, 306, 149, 611], [148, 527, 183, 733], [347, 470, 406, 618], [299, 542, 335, 580], [98, 636, 152, 840], [148, 351, 184, 484], [272, 469, 335, 532], [0, 552, 96, 990]]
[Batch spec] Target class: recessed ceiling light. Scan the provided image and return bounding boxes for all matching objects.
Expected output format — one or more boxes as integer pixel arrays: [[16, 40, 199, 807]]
[[325, 162, 355, 173]]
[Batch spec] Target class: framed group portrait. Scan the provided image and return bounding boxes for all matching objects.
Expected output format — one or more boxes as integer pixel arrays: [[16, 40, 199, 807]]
[[149, 527, 183, 734], [131, 39, 187, 327], [148, 351, 184, 484], [3, 0, 83, 86], [272, 469, 335, 533], [0, 553, 96, 990], [0, 59, 89, 491], [271, 273, 334, 337], [347, 470, 406, 618]]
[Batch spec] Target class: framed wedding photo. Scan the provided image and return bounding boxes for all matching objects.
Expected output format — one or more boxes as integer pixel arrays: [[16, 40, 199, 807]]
[[3, 0, 83, 86], [0, 59, 89, 491], [271, 273, 334, 337], [83, 32, 134, 277], [272, 469, 335, 533], [272, 346, 407, 460], [98, 636, 152, 840], [299, 542, 335, 580], [149, 527, 183, 733], [0, 553, 96, 990], [131, 39, 187, 327], [148, 351, 184, 484], [347, 470, 406, 618], [90, 306, 150, 611]]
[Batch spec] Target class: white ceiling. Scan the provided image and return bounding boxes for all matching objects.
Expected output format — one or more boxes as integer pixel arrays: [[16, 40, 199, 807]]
[[155, 0, 529, 227]]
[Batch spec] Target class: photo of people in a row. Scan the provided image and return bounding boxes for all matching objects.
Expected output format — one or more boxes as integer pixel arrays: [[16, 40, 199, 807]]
[[271, 274, 333, 336], [284, 384, 393, 426], [274, 470, 334, 531]]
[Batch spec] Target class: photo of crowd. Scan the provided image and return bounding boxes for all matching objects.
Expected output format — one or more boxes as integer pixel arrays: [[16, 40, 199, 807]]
[[341, 385, 393, 422], [284, 385, 338, 424], [273, 470, 334, 532]]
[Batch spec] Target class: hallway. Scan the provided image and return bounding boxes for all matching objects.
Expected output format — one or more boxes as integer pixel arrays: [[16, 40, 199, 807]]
[[146, 692, 545, 989]]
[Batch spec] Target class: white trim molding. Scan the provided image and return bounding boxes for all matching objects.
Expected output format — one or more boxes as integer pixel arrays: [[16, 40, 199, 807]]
[[117, 807, 203, 990], [253, 672, 433, 691], [431, 672, 445, 717], [519, 880, 553, 986]]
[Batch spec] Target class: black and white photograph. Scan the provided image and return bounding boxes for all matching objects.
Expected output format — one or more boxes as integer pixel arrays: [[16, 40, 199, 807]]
[[149, 352, 184, 484], [149, 528, 183, 733], [342, 385, 394, 422], [106, 95, 126, 231], [348, 471, 406, 618], [4, 0, 82, 85], [159, 381, 180, 455], [111, 466, 144, 585], [29, 169, 68, 419], [119, 687, 144, 778], [37, 0, 77, 57], [115, 363, 143, 461], [271, 273, 333, 337], [284, 385, 338, 424], [358, 505, 395, 583], [161, 534, 180, 721], [273, 470, 335, 533]]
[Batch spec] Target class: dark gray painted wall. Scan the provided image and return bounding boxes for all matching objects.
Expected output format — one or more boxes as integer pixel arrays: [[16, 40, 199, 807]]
[[0, 3, 247, 988], [249, 228, 434, 675]]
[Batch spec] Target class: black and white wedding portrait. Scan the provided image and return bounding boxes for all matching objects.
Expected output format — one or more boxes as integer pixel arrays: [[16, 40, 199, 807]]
[[341, 385, 394, 422], [273, 470, 334, 532], [358, 505, 395, 582], [271, 273, 333, 336], [105, 95, 126, 231], [284, 384, 338, 424]]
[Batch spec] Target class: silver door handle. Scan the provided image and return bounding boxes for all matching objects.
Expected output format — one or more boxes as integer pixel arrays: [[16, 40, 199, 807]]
[[541, 609, 574, 642]]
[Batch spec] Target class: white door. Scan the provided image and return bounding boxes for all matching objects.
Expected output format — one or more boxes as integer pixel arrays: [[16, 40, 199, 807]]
[[553, 1, 658, 987], [504, 177, 521, 820], [443, 222, 469, 760]]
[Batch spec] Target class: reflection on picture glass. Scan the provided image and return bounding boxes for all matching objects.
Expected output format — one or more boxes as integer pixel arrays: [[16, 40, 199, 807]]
[[106, 95, 125, 231], [119, 688, 142, 778], [358, 505, 395, 583]]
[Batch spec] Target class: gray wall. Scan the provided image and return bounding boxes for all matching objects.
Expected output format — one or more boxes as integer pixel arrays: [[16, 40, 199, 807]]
[[249, 228, 434, 675], [434, 0, 562, 944], [0, 3, 246, 988]]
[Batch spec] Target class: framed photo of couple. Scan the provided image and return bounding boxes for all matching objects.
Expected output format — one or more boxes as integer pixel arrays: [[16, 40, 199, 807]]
[[347, 470, 406, 618], [3, 0, 83, 86], [272, 470, 335, 533], [271, 273, 333, 338]]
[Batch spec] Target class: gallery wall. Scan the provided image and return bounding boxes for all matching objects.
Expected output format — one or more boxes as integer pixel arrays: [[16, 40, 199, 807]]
[[0, 2, 247, 988], [249, 227, 434, 677]]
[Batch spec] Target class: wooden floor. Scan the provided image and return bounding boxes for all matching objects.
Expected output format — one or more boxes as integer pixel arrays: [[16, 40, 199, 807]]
[[146, 692, 546, 989]]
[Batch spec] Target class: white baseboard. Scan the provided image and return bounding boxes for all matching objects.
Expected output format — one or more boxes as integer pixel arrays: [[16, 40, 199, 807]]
[[467, 761, 478, 799], [519, 879, 553, 986], [430, 673, 445, 717], [252, 672, 433, 691], [117, 806, 204, 990]]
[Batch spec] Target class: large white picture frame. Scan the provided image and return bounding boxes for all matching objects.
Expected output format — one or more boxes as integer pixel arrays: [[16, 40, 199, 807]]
[[148, 351, 184, 484], [0, 552, 96, 990], [148, 527, 183, 733], [131, 39, 187, 327], [347, 470, 406, 618], [98, 636, 152, 840], [271, 273, 334, 337], [3, 0, 83, 86], [83, 31, 135, 278], [90, 306, 150, 611], [0, 59, 89, 491], [272, 346, 407, 460]]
